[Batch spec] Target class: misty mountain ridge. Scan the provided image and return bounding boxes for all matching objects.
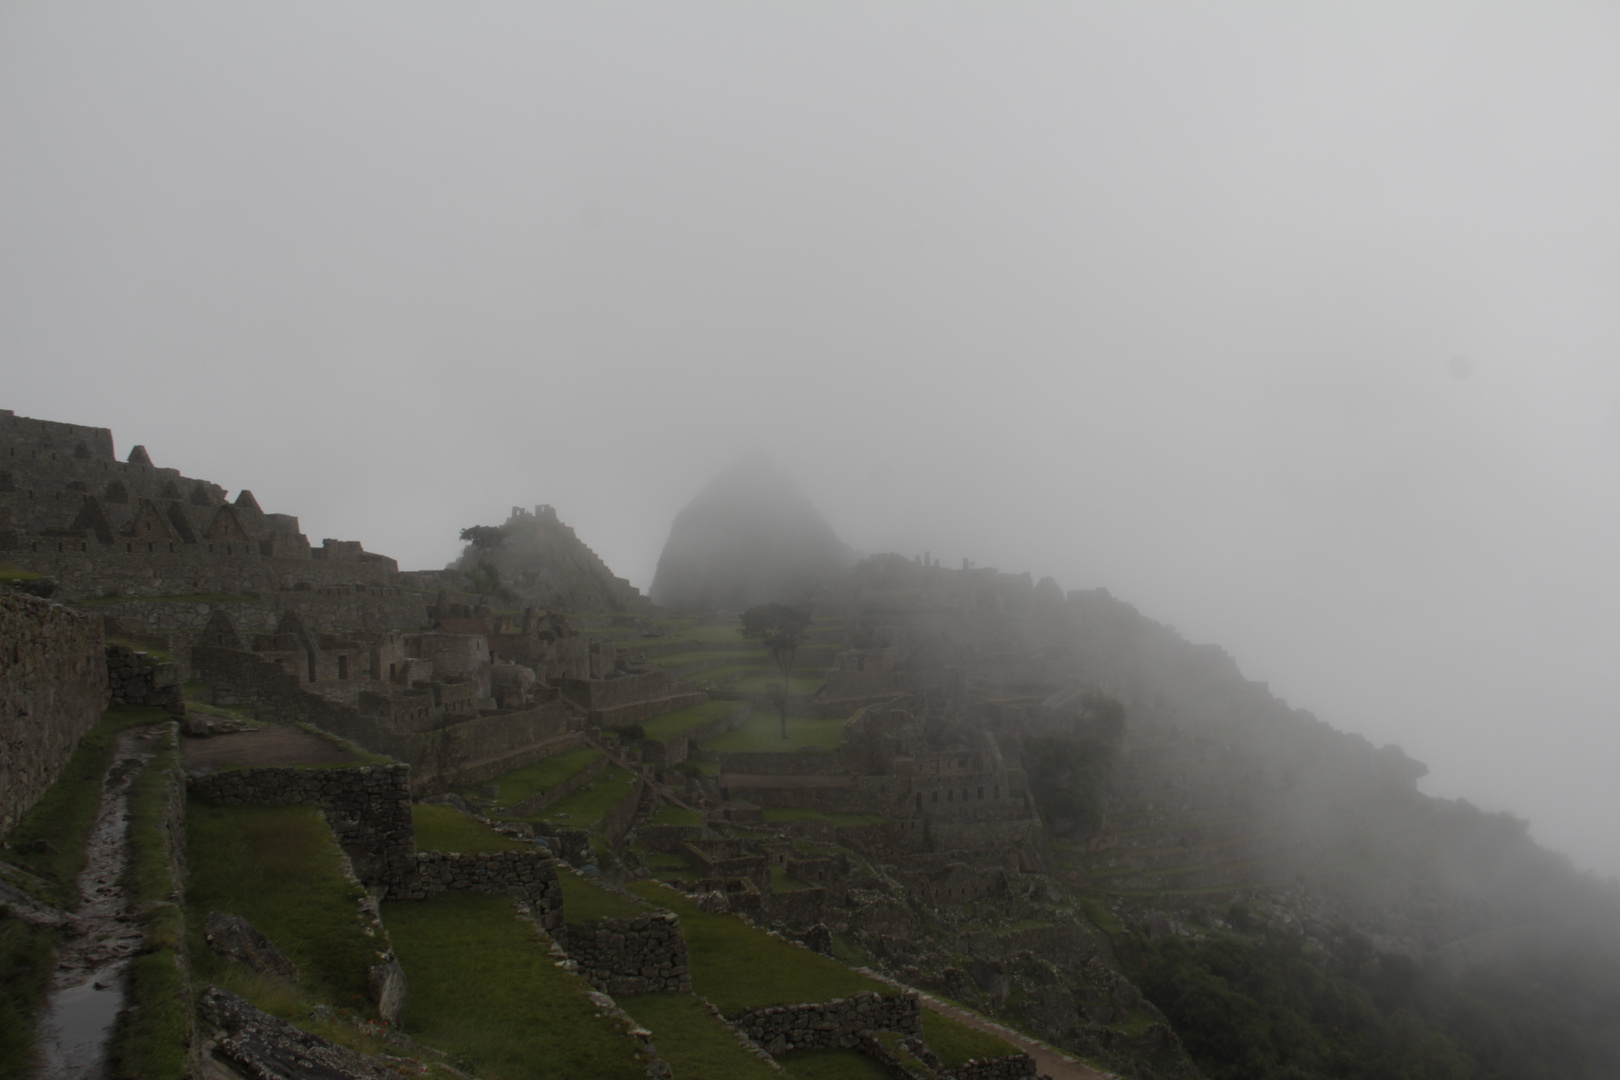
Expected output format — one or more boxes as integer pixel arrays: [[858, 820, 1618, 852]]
[[649, 453, 854, 613]]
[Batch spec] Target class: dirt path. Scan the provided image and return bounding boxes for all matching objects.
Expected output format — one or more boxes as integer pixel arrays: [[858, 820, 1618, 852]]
[[34, 727, 163, 1079], [181, 724, 358, 773], [855, 967, 1117, 1080]]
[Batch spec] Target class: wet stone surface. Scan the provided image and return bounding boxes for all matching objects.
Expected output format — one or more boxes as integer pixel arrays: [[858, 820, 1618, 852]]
[[34, 727, 162, 1080]]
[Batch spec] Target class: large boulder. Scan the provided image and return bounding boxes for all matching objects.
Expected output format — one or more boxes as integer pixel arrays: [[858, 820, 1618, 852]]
[[204, 912, 299, 981]]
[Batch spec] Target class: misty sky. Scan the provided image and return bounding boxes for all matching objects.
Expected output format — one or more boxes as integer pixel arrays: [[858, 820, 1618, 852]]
[[5, 4, 1619, 877]]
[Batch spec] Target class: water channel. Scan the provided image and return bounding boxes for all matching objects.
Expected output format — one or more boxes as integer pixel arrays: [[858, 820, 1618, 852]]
[[33, 728, 162, 1080]]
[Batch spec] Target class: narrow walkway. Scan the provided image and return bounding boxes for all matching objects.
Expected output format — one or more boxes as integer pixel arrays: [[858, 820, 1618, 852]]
[[35, 727, 163, 1079], [854, 967, 1117, 1080]]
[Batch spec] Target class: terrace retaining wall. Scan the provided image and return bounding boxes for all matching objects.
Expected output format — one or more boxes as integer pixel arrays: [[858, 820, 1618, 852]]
[[729, 991, 921, 1054], [0, 591, 107, 838], [559, 911, 691, 993], [403, 850, 563, 930]]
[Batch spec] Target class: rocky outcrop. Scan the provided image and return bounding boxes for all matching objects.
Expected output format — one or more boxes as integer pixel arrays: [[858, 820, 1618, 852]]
[[198, 985, 396, 1080], [204, 912, 298, 981]]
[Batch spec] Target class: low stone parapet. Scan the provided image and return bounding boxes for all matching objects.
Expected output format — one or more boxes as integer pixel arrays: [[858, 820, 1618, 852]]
[[404, 850, 563, 929], [559, 911, 691, 993], [729, 990, 920, 1054], [944, 1053, 1039, 1079]]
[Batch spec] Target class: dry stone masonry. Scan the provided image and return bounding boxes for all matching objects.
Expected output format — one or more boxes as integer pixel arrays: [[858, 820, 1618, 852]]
[[729, 991, 921, 1054], [403, 850, 563, 930], [0, 590, 106, 838], [104, 643, 184, 714], [560, 911, 691, 993]]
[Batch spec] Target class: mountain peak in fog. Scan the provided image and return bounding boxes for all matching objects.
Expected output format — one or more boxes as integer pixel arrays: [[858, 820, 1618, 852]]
[[650, 454, 853, 613]]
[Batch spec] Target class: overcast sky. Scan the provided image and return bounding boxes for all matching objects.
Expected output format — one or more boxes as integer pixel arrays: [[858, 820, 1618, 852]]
[[5, 3, 1619, 877]]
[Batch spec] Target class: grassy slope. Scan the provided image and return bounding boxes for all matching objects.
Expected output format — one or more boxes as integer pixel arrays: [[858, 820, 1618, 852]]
[[919, 1009, 1016, 1068], [474, 746, 604, 807], [112, 725, 189, 1080], [411, 804, 527, 854], [641, 700, 743, 743], [0, 915, 54, 1080], [558, 871, 648, 922], [704, 714, 848, 753], [778, 1048, 892, 1078], [629, 882, 884, 1014], [540, 765, 637, 827], [618, 993, 781, 1080], [185, 803, 381, 1017], [382, 892, 645, 1080]]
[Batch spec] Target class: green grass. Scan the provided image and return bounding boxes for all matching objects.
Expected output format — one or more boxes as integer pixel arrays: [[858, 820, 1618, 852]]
[[411, 805, 528, 854], [704, 714, 849, 753], [619, 993, 780, 1079], [761, 808, 888, 827], [475, 747, 603, 807], [0, 563, 43, 583], [690, 664, 771, 684], [113, 726, 189, 1080], [628, 882, 886, 1014], [383, 891, 645, 1080], [770, 867, 814, 893], [651, 650, 766, 670], [729, 675, 826, 697], [79, 592, 260, 605], [0, 913, 55, 1079], [558, 872, 650, 922], [919, 1009, 1016, 1067], [4, 706, 174, 907], [641, 700, 744, 743], [541, 766, 637, 829], [778, 1048, 892, 1078], [647, 804, 703, 826], [185, 803, 383, 1017]]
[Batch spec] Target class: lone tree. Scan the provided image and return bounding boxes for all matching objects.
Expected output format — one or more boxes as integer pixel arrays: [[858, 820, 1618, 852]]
[[739, 602, 812, 739]]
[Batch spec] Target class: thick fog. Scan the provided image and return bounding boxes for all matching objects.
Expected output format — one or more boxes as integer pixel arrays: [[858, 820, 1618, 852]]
[[5, 4, 1619, 877]]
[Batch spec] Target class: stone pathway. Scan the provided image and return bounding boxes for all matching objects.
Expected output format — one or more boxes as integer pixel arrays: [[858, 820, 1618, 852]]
[[181, 724, 358, 773], [854, 967, 1117, 1080], [35, 728, 163, 1080]]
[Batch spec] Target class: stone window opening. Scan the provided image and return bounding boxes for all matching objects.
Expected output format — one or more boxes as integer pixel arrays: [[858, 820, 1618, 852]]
[[931, 791, 939, 804], [307, 652, 316, 682], [125, 543, 131, 553], [338, 655, 349, 680]]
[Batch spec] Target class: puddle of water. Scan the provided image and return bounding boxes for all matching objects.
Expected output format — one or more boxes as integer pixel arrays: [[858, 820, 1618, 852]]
[[32, 729, 162, 1080], [34, 970, 124, 1080]]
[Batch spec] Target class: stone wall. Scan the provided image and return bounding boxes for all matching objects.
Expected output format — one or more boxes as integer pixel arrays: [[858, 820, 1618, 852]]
[[90, 587, 429, 636], [719, 749, 847, 777], [187, 764, 416, 892], [728, 991, 920, 1054], [192, 645, 582, 790], [943, 1054, 1039, 1079], [105, 644, 185, 714], [402, 850, 563, 930], [559, 911, 691, 993], [0, 591, 107, 838]]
